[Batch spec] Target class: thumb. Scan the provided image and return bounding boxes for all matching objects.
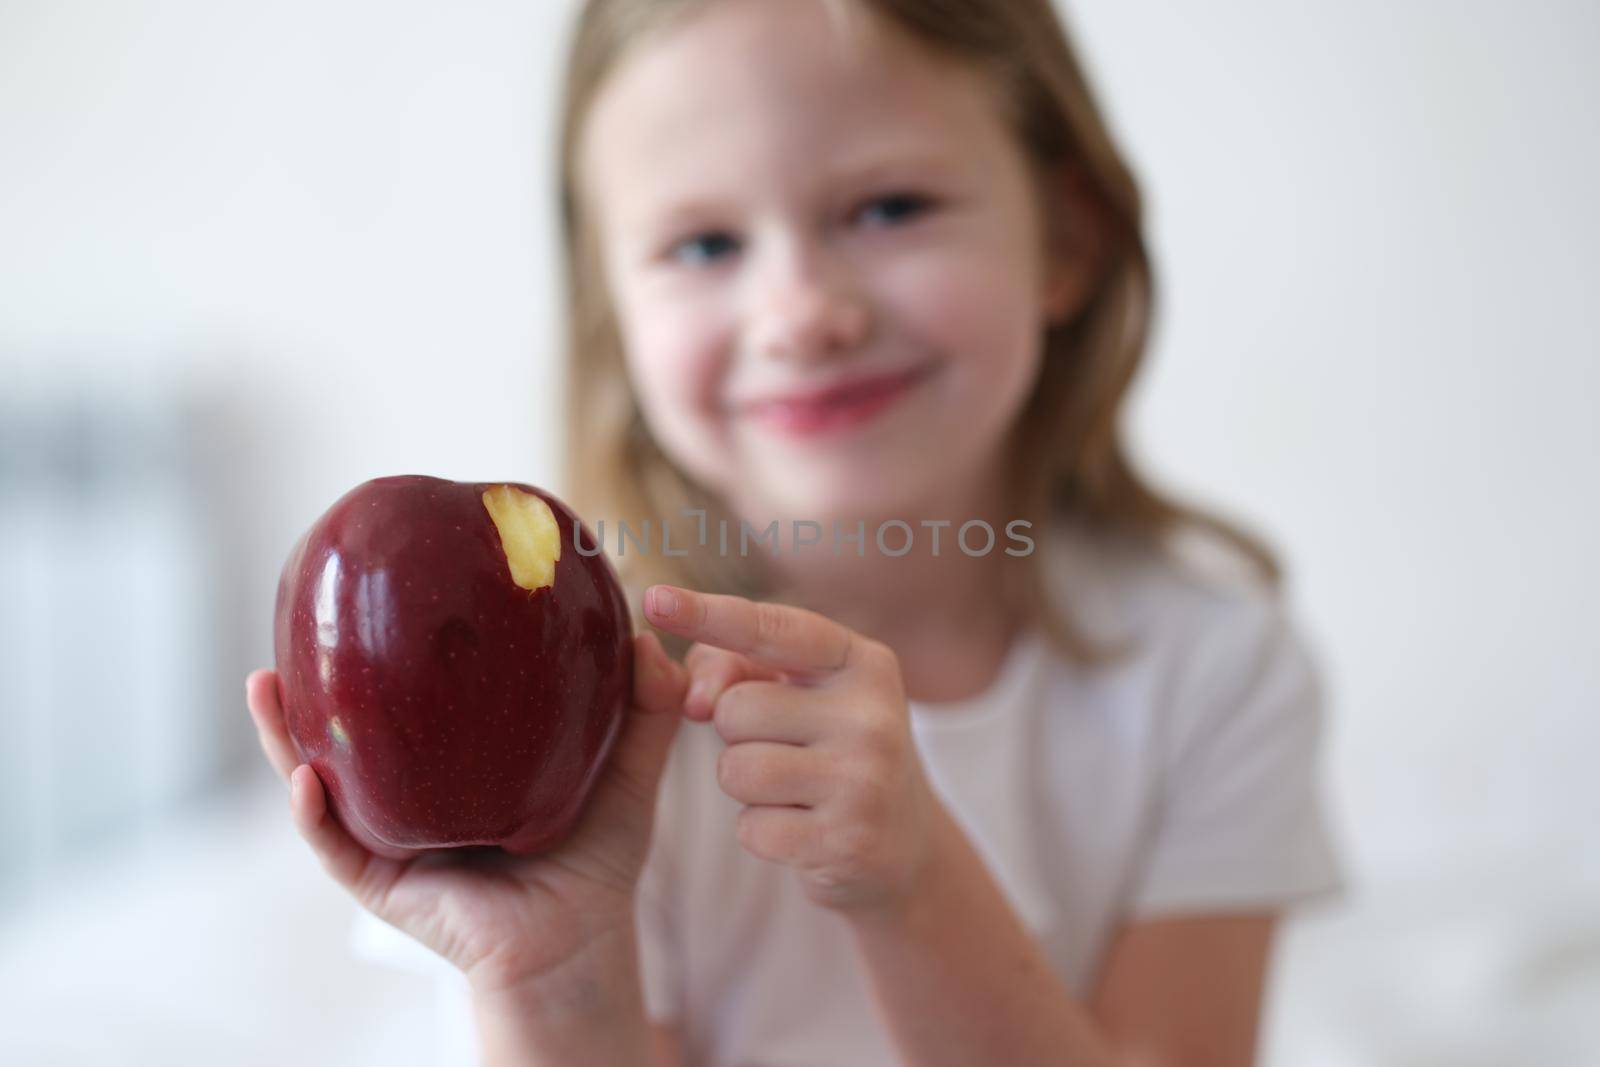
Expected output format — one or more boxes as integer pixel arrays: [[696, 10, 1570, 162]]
[[605, 630, 689, 805]]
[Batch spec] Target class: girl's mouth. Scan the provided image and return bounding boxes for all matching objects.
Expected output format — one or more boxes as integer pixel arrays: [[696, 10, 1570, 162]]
[[739, 362, 938, 438]]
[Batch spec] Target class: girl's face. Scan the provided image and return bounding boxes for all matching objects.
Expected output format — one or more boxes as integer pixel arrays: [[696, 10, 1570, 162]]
[[580, 0, 1079, 525]]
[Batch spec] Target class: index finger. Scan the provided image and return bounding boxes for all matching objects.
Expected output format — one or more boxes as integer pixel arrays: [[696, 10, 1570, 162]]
[[644, 585, 854, 677]]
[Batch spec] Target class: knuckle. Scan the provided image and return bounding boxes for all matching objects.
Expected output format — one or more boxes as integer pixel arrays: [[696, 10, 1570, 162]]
[[754, 602, 790, 650], [852, 717, 899, 766], [832, 820, 879, 867], [861, 636, 898, 677]]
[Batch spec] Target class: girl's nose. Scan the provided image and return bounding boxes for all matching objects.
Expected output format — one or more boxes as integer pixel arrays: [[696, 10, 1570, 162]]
[[748, 246, 871, 365]]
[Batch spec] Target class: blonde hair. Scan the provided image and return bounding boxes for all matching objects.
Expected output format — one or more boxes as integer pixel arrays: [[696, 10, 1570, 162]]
[[554, 0, 1282, 665]]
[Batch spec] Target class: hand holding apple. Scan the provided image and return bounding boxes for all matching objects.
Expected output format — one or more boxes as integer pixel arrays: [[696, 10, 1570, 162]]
[[642, 584, 946, 920], [256, 474, 693, 994], [245, 627, 688, 994]]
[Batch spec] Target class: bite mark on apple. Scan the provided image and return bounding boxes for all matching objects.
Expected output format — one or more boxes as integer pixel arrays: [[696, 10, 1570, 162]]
[[481, 485, 561, 592]]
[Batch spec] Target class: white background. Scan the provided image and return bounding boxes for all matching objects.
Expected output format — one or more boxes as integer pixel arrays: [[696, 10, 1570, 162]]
[[2, 1, 1596, 1063]]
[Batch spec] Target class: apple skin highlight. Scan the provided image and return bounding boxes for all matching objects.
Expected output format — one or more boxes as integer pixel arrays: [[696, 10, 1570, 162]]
[[273, 475, 633, 859]]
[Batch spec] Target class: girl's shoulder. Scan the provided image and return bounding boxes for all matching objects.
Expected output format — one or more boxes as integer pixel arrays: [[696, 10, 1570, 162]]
[[1039, 516, 1317, 684], [1037, 521, 1345, 918]]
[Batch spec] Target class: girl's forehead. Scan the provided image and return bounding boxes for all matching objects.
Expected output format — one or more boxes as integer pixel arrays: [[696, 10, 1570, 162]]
[[579, 5, 998, 213]]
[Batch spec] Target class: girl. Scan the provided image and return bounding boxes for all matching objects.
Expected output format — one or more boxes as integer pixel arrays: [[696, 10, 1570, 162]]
[[247, 0, 1342, 1063]]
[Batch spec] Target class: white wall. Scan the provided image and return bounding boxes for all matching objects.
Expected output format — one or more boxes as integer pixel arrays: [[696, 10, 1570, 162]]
[[1066, 0, 1600, 885], [1057, 4, 1600, 1056], [2, 0, 1596, 1062], [2, 0, 573, 591]]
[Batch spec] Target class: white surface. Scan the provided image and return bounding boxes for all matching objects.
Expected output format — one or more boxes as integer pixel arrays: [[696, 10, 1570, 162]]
[[1264, 863, 1600, 1067], [0, 781, 438, 1067]]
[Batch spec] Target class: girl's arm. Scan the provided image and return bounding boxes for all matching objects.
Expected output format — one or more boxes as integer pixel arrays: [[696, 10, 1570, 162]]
[[845, 802, 1274, 1067], [1091, 912, 1276, 1066]]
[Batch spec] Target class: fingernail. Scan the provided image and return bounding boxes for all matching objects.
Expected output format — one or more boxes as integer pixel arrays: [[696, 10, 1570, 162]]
[[685, 680, 708, 715], [650, 586, 679, 618]]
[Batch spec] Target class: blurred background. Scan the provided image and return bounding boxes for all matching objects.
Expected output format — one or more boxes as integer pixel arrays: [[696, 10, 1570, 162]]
[[2, 0, 1596, 1063]]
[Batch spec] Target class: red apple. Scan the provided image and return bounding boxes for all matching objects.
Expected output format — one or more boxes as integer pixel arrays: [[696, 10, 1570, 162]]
[[272, 475, 632, 859]]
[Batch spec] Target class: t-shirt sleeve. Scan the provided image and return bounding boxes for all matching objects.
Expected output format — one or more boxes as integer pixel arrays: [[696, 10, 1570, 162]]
[[1128, 593, 1345, 919]]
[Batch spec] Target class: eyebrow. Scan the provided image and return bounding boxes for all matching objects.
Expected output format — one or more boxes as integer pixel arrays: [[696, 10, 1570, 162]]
[[830, 149, 962, 184]]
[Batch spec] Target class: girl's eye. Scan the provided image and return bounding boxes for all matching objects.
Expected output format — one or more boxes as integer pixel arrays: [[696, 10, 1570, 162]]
[[662, 192, 933, 268], [668, 231, 740, 267], [857, 192, 932, 227]]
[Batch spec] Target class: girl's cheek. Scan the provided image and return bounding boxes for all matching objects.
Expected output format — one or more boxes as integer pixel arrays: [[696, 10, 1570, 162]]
[[881, 250, 1011, 359], [621, 295, 733, 433]]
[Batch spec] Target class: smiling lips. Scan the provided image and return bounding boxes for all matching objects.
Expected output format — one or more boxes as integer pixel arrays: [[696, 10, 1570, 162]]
[[739, 363, 936, 437]]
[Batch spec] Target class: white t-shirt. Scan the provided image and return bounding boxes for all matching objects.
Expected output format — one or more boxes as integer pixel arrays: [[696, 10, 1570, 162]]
[[353, 522, 1345, 1066]]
